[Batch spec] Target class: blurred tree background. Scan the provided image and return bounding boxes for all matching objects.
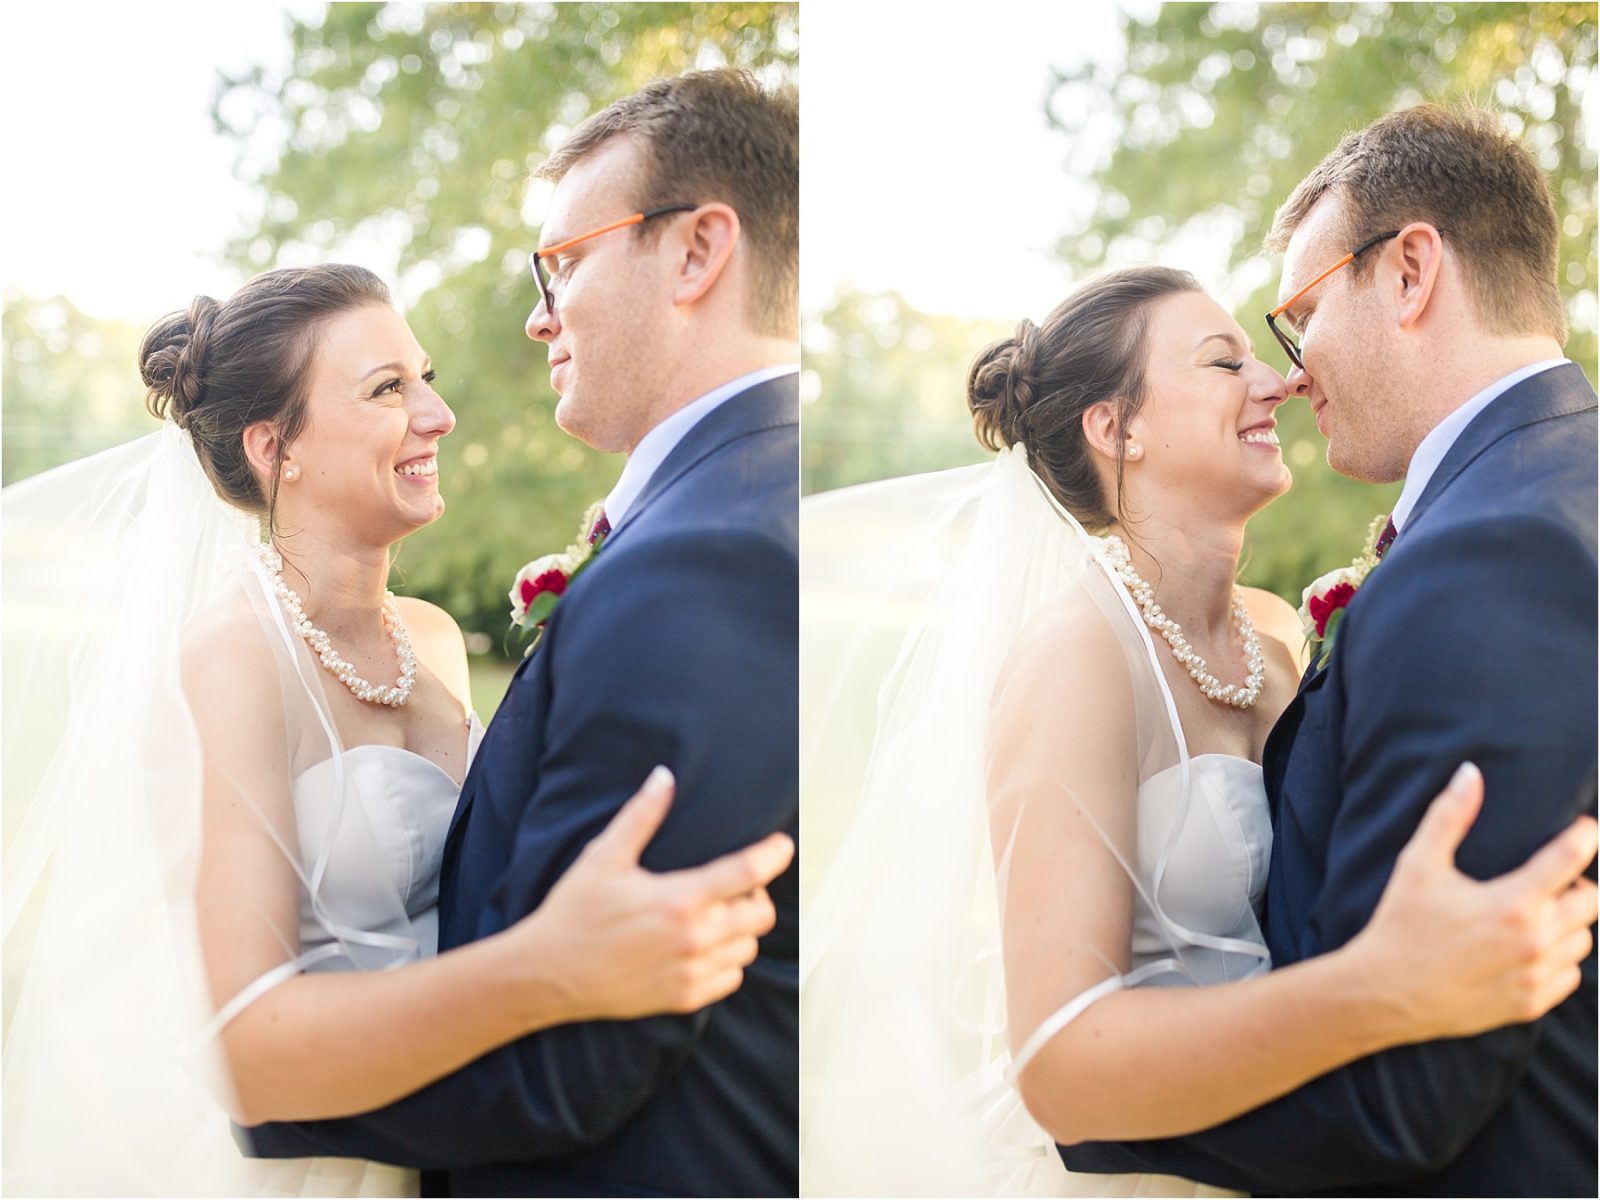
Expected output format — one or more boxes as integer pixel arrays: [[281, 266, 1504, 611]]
[[801, 0, 1597, 603], [2, 2, 797, 710]]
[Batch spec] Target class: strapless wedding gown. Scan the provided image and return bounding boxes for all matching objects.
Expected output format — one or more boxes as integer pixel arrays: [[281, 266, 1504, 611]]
[[1128, 754, 1272, 986], [265, 717, 485, 1198]]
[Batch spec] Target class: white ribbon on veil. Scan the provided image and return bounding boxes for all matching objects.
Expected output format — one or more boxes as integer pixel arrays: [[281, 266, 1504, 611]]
[[799, 446, 1261, 1198], [3, 425, 423, 1196]]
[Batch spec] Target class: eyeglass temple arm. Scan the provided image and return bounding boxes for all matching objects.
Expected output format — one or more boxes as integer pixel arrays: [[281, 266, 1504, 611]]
[[1267, 229, 1402, 319], [534, 204, 699, 261], [536, 213, 647, 261]]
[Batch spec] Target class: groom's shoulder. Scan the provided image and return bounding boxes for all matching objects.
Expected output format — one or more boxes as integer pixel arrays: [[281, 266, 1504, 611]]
[[1422, 425, 1595, 551], [629, 430, 797, 550]]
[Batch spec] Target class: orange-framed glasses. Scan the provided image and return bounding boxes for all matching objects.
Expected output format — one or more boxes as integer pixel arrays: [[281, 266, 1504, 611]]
[[529, 203, 697, 316], [1265, 229, 1399, 372]]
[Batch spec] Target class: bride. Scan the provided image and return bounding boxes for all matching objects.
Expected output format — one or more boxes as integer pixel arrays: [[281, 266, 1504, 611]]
[[799, 266, 1596, 1196], [2, 264, 792, 1196]]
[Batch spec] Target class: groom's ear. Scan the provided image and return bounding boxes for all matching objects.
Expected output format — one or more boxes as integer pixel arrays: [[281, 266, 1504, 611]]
[[668, 202, 741, 310], [1391, 222, 1445, 331]]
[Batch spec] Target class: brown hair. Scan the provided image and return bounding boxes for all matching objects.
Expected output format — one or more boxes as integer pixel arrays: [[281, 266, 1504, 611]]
[[1267, 103, 1566, 342], [968, 267, 1203, 529], [139, 264, 390, 530], [537, 68, 798, 337]]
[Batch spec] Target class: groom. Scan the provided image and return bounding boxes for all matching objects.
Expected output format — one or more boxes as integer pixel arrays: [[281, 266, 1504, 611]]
[[1061, 106, 1597, 1194], [242, 70, 799, 1196]]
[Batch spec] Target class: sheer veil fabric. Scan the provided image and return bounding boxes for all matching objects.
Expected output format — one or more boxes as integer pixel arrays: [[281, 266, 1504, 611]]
[[3, 425, 421, 1195], [800, 446, 1265, 1197]]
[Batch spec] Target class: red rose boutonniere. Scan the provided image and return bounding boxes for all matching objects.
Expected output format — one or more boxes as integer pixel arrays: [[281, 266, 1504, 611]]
[[1299, 513, 1389, 668], [509, 501, 608, 653]]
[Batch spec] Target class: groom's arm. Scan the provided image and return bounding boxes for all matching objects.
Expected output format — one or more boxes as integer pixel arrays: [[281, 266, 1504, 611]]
[[241, 525, 797, 1168], [1060, 515, 1596, 1193]]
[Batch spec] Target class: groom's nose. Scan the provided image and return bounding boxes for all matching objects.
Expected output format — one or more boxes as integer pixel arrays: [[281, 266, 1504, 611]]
[[1286, 360, 1314, 398], [527, 296, 558, 342]]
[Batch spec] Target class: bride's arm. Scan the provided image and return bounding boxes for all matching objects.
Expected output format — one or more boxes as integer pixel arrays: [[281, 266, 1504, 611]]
[[182, 612, 790, 1126], [989, 599, 1595, 1145]]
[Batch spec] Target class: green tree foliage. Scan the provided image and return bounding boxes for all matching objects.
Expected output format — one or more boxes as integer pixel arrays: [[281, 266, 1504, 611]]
[[1, 296, 149, 485], [801, 289, 1004, 496], [215, 2, 797, 644]]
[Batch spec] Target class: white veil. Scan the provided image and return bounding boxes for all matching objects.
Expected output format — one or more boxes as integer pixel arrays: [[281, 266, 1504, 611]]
[[799, 446, 1266, 1197], [3, 425, 424, 1196]]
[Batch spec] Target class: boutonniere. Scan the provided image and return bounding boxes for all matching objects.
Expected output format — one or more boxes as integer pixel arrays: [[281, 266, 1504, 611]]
[[508, 501, 608, 653], [1299, 513, 1389, 668]]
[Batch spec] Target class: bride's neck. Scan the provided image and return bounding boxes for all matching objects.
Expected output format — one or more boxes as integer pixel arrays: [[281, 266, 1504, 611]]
[[1109, 511, 1245, 641], [272, 532, 393, 636]]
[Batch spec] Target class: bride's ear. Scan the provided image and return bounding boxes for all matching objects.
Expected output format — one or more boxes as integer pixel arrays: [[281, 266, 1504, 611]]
[[1081, 400, 1130, 465], [242, 421, 286, 484]]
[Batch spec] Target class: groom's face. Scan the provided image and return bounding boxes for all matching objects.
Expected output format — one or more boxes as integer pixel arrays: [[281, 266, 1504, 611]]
[[526, 137, 676, 453], [1277, 195, 1409, 484]]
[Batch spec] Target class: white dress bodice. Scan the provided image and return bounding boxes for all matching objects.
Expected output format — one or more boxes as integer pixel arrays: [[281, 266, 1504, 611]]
[[1130, 753, 1273, 985], [291, 716, 483, 970]]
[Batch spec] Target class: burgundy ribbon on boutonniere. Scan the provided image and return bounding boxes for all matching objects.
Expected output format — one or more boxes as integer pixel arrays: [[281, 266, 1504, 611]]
[[508, 502, 609, 654], [1299, 513, 1394, 669]]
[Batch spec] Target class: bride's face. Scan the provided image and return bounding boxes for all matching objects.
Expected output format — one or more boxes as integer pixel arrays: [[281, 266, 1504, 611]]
[[1119, 291, 1292, 520], [278, 303, 456, 545]]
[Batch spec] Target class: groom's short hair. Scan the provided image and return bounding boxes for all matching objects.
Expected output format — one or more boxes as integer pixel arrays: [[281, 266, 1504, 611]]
[[1267, 104, 1567, 343], [538, 68, 798, 338]]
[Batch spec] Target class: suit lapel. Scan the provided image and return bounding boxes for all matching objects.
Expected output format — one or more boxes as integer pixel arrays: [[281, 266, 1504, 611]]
[[1263, 661, 1328, 824], [606, 374, 798, 545]]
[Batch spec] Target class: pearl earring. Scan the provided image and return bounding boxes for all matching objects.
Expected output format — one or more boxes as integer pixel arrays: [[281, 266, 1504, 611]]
[[1126, 444, 1142, 460], [282, 465, 300, 482]]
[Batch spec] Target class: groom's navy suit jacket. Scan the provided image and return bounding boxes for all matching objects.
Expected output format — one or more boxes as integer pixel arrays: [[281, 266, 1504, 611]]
[[1062, 363, 1598, 1196], [244, 377, 799, 1196]]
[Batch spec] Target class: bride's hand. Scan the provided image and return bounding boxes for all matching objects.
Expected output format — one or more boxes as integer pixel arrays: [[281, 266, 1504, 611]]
[[515, 766, 794, 1025], [1348, 762, 1597, 1043]]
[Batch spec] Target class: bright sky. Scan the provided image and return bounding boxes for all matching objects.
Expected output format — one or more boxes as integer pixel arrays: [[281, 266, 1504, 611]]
[[0, 1, 316, 324], [802, 0, 1161, 323], [1, 0, 1157, 331]]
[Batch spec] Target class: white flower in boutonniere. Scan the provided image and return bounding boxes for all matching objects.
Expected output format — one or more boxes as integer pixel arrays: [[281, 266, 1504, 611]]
[[1299, 513, 1390, 668], [509, 501, 608, 652]]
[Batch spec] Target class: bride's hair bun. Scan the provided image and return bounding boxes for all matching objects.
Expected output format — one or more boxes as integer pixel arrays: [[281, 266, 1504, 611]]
[[963, 267, 1205, 529], [139, 296, 219, 427], [966, 318, 1040, 452], [137, 265, 390, 525]]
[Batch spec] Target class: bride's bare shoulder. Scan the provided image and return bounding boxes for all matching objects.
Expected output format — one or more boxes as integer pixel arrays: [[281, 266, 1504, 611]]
[[1000, 588, 1132, 687], [179, 591, 282, 699], [393, 597, 470, 708], [991, 587, 1137, 736], [1239, 585, 1309, 673]]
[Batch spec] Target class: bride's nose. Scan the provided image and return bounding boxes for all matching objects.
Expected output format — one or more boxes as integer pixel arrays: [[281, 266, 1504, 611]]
[[1249, 361, 1289, 409]]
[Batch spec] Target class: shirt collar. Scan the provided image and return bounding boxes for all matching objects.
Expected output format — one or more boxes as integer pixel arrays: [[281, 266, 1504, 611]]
[[1390, 358, 1569, 532], [603, 364, 799, 527]]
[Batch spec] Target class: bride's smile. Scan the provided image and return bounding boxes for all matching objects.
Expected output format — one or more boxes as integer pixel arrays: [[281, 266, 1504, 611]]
[[262, 302, 456, 547], [1115, 289, 1293, 523]]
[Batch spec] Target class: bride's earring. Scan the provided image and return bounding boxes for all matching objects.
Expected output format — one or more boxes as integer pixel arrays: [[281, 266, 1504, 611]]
[[1126, 443, 1143, 460], [282, 464, 300, 482]]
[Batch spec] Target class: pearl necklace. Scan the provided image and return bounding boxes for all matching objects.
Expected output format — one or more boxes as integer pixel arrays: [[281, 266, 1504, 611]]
[[1099, 534, 1264, 710], [257, 545, 417, 707]]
